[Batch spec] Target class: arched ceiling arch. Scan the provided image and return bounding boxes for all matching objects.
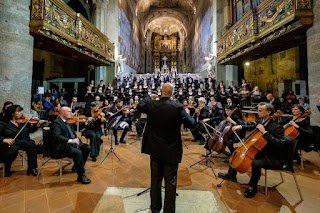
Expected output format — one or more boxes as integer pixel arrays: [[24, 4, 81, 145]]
[[143, 10, 188, 37], [133, 0, 197, 37]]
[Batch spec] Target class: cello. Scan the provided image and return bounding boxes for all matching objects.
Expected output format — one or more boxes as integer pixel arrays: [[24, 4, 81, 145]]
[[207, 110, 236, 153], [284, 109, 311, 139], [229, 119, 270, 173]]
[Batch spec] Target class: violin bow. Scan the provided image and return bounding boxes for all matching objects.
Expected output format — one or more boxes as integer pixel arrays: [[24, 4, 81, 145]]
[[9, 116, 32, 147]]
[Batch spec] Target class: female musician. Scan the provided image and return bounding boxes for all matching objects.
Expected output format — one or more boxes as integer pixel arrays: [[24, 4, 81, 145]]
[[0, 110, 18, 177], [214, 105, 244, 155], [108, 99, 130, 145], [44, 100, 61, 122], [218, 103, 287, 198], [0, 105, 45, 176], [190, 97, 209, 145], [83, 102, 107, 161], [0, 101, 13, 121], [279, 104, 312, 161]]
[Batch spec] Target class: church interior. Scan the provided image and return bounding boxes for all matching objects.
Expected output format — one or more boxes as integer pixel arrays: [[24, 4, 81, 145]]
[[0, 0, 320, 212]]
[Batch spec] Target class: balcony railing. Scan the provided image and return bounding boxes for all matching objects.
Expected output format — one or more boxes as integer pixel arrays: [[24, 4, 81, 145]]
[[30, 0, 114, 64], [217, 0, 312, 64]]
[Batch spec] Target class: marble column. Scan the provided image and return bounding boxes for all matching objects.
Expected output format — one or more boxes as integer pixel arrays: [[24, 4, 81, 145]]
[[0, 0, 34, 112], [94, 0, 109, 84], [307, 0, 320, 125]]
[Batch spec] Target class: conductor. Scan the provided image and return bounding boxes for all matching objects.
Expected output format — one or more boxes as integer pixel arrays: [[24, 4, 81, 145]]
[[137, 83, 195, 213]]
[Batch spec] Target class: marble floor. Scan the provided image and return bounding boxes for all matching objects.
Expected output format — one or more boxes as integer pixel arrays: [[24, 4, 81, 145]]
[[0, 129, 319, 213]]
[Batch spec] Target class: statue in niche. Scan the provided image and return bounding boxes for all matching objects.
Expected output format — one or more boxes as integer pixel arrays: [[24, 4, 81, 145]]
[[204, 54, 217, 79], [116, 54, 127, 76]]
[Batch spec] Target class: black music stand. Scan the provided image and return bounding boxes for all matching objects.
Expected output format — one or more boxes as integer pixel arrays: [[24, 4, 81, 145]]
[[100, 116, 121, 164], [189, 121, 217, 179]]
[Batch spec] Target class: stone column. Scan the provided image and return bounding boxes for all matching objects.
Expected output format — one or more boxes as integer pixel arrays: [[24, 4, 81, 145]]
[[0, 0, 34, 112], [94, 0, 109, 84], [307, 0, 320, 125], [222, 0, 231, 33]]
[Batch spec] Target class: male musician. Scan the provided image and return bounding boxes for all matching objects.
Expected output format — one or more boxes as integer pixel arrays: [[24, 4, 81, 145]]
[[190, 97, 210, 145], [108, 99, 130, 145], [83, 102, 107, 161], [266, 93, 281, 111], [137, 83, 195, 213], [50, 106, 91, 184], [218, 102, 287, 198]]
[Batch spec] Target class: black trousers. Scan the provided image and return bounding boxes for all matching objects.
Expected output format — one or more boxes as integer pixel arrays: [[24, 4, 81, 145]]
[[150, 157, 178, 213], [85, 129, 103, 158], [0, 143, 18, 172], [190, 123, 205, 142], [68, 142, 91, 176], [16, 139, 38, 170]]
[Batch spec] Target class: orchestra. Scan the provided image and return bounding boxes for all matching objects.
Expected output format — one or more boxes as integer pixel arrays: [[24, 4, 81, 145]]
[[0, 74, 317, 199]]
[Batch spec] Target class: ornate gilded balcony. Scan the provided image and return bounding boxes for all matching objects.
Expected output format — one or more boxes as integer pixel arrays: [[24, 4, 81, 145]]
[[217, 0, 313, 64], [30, 0, 114, 65]]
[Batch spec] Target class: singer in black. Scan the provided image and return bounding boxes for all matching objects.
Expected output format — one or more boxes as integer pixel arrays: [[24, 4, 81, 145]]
[[50, 106, 91, 184], [137, 83, 195, 213]]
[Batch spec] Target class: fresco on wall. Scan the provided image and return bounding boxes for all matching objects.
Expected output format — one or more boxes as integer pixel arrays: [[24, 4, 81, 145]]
[[192, 7, 211, 72], [119, 9, 142, 72]]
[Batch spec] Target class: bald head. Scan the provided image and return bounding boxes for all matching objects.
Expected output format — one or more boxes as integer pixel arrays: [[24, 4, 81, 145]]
[[161, 83, 174, 97], [59, 106, 72, 120]]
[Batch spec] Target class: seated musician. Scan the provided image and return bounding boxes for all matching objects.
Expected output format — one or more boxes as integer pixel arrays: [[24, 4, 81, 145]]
[[0, 105, 45, 176], [43, 100, 61, 122], [218, 102, 288, 198], [0, 121, 18, 177], [202, 101, 224, 127], [190, 97, 209, 145], [50, 106, 91, 184], [108, 99, 130, 145], [83, 102, 107, 162], [212, 105, 245, 156], [279, 104, 312, 162], [0, 101, 14, 122]]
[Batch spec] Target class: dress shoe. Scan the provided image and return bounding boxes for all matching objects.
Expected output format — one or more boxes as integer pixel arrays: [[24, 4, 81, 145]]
[[120, 139, 126, 144], [4, 171, 14, 177], [91, 157, 97, 162], [115, 140, 119, 145], [199, 140, 205, 145], [223, 151, 231, 157], [77, 175, 91, 184], [244, 186, 258, 198], [27, 168, 38, 176], [218, 172, 237, 182]]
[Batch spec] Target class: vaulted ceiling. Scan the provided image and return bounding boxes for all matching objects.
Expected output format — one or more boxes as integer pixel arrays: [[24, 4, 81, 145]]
[[132, 0, 198, 37]]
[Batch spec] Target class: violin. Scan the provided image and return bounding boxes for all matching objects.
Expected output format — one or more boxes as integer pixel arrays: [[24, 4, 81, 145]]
[[92, 109, 105, 119], [15, 115, 39, 124]]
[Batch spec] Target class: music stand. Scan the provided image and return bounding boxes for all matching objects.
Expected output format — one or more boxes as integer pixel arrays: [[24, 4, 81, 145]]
[[100, 116, 121, 164], [189, 121, 218, 179]]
